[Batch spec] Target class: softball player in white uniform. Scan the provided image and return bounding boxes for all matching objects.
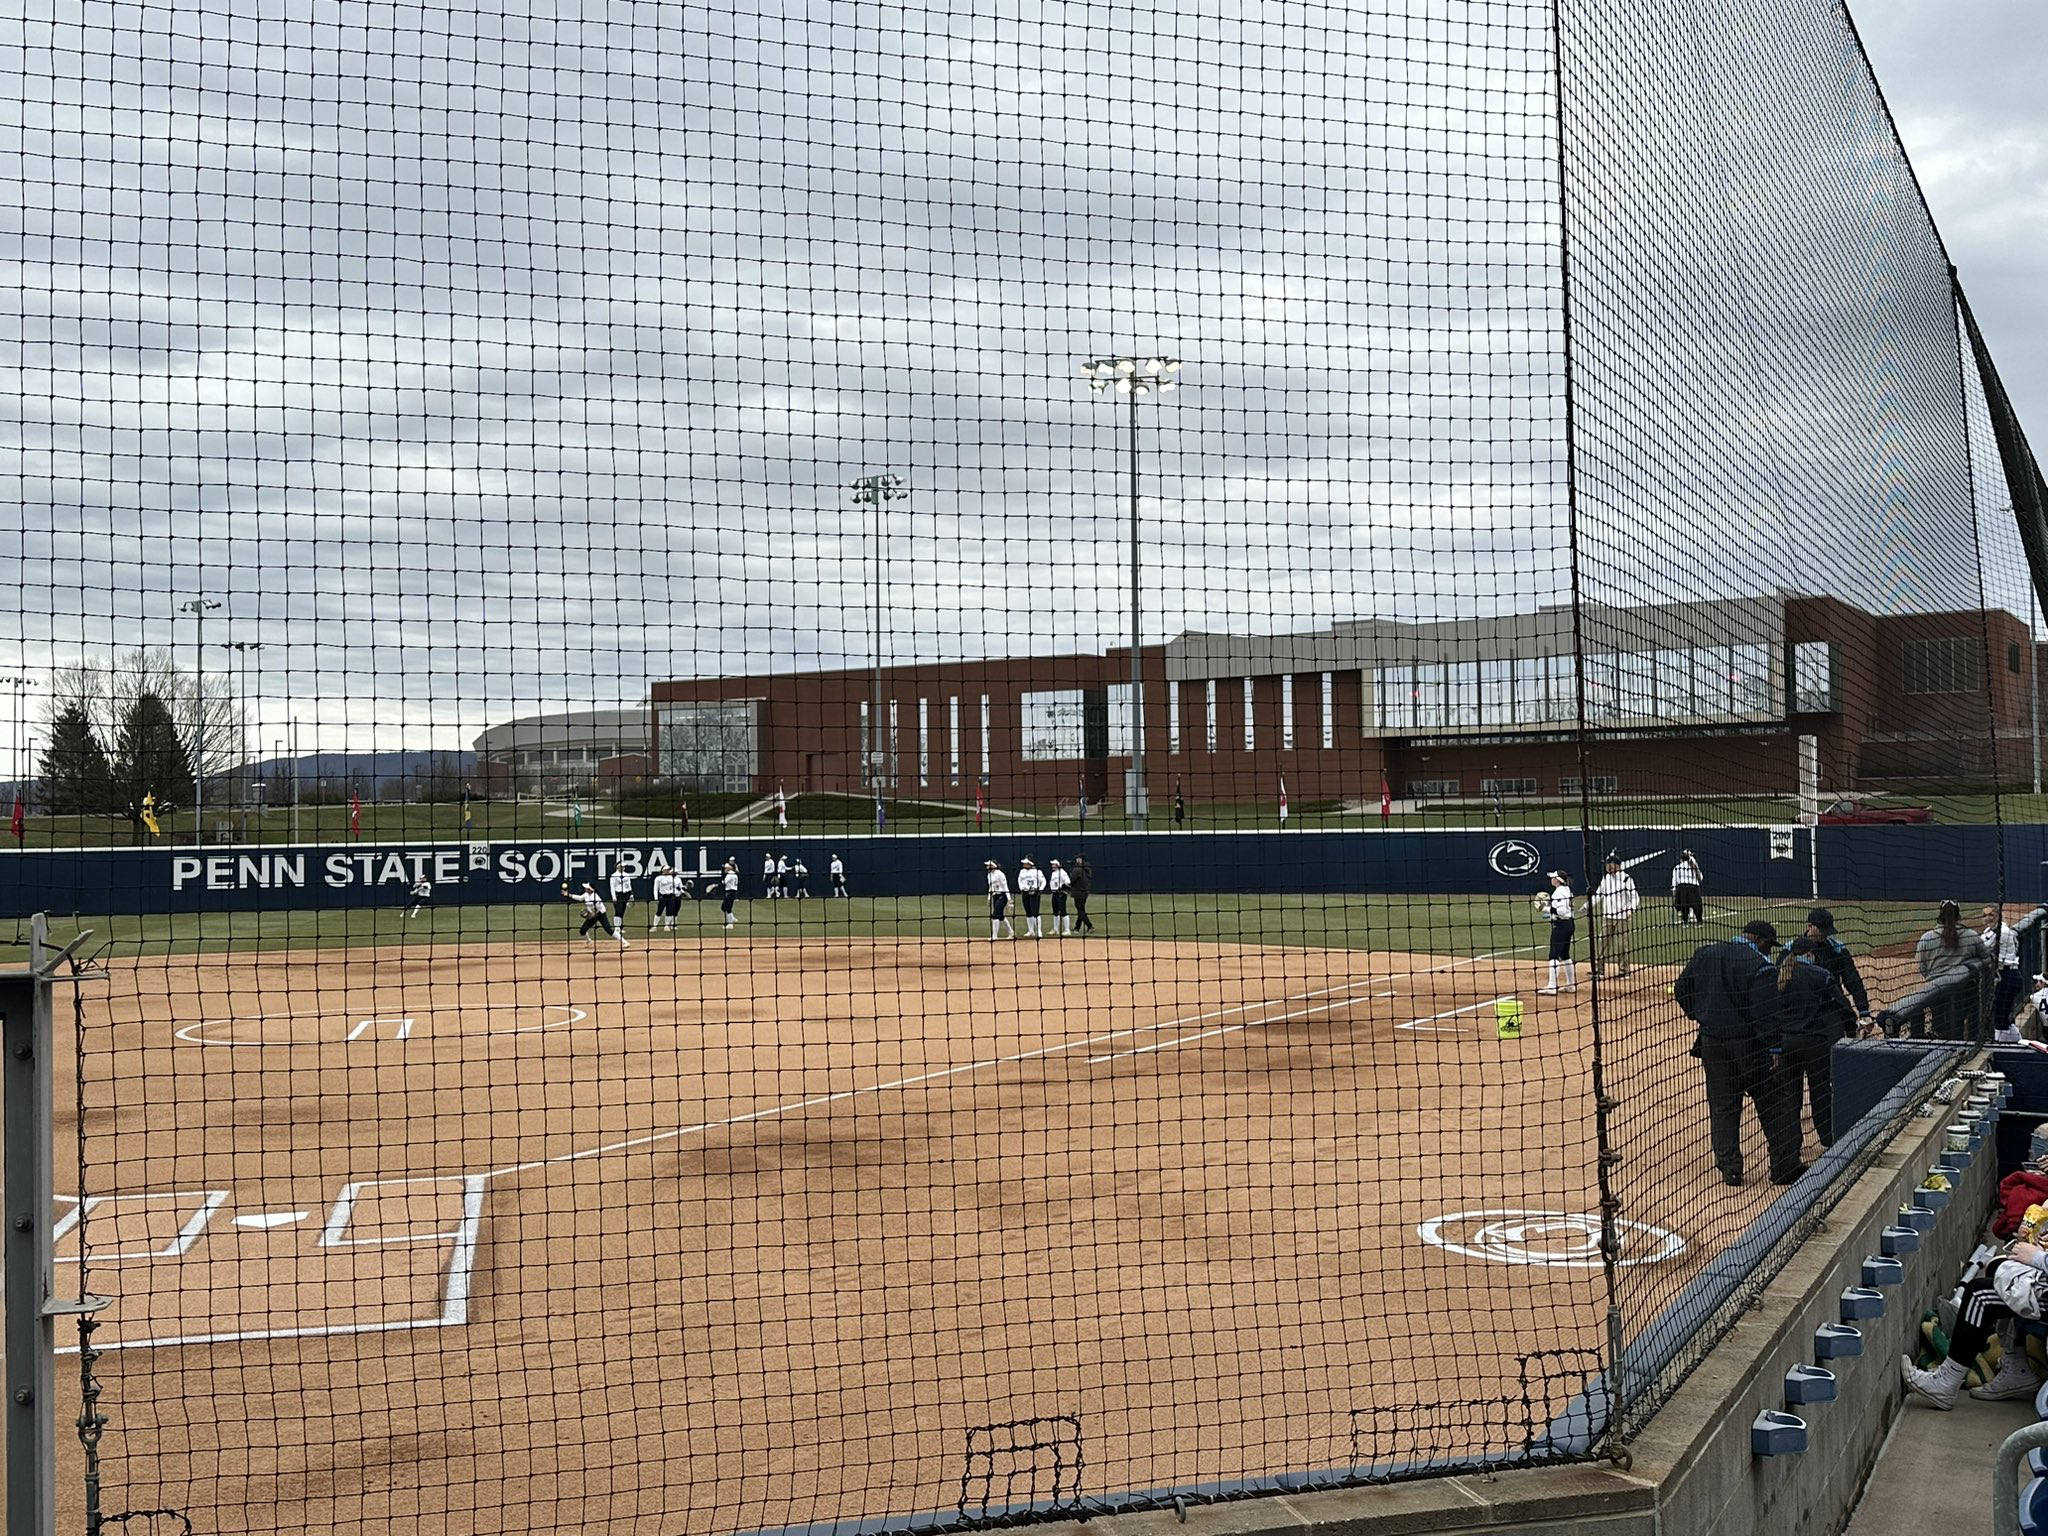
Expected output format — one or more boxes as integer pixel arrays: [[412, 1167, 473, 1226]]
[[567, 883, 630, 948], [984, 862, 1015, 940], [1537, 873, 1576, 994], [651, 869, 684, 930], [1015, 858, 1047, 937]]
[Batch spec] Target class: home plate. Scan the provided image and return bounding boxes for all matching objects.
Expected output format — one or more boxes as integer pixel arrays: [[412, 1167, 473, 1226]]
[[232, 1212, 306, 1230]]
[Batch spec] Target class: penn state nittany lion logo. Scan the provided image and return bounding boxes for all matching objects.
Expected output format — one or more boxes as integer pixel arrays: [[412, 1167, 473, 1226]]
[[1487, 839, 1542, 878]]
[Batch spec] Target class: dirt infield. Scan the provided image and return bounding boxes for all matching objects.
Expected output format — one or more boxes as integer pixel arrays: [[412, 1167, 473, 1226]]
[[45, 935, 1898, 1535]]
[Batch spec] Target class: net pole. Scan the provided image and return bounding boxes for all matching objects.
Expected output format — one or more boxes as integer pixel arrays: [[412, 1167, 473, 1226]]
[[1546, 0, 1627, 1442], [2, 916, 60, 1535], [1128, 385, 1146, 830]]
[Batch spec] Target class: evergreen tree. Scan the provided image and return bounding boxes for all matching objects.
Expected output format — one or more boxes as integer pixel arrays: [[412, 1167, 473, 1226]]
[[111, 693, 194, 808], [39, 704, 115, 815]]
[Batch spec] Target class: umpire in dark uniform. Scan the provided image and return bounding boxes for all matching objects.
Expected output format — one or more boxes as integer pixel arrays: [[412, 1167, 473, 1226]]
[[1674, 919, 1805, 1188], [1802, 908, 1870, 1036]]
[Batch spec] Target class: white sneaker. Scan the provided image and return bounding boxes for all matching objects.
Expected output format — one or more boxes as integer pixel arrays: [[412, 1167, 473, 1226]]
[[1901, 1356, 1959, 1410], [1970, 1350, 2043, 1401], [1537, 987, 1558, 996]]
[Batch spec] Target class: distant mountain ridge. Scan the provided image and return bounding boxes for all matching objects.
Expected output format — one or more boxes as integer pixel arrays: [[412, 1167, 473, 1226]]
[[244, 751, 478, 789]]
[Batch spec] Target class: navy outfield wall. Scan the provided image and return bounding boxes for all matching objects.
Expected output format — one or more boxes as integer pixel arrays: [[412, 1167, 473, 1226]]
[[0, 822, 2036, 920]]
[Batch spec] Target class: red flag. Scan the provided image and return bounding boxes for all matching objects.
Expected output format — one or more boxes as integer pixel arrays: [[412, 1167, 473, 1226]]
[[975, 782, 986, 827], [8, 796, 22, 843], [349, 791, 362, 840], [1278, 777, 1289, 824], [1379, 772, 1392, 823]]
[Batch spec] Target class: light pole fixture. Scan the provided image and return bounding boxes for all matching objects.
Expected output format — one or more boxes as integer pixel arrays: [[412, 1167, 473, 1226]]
[[850, 472, 908, 802], [2, 674, 35, 845], [229, 640, 262, 831], [180, 597, 222, 843], [1080, 355, 1183, 830]]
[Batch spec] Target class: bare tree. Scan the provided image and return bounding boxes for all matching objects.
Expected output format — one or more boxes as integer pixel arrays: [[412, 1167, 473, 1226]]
[[42, 649, 240, 789]]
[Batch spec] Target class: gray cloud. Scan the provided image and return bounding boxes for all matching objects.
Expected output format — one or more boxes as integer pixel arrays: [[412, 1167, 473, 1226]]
[[0, 0, 2040, 768]]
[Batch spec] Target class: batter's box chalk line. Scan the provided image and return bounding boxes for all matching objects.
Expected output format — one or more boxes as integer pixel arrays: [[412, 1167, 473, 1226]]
[[53, 1174, 488, 1354]]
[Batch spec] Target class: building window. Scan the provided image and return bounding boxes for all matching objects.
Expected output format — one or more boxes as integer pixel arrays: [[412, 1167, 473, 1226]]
[[1559, 774, 1620, 795], [1374, 664, 1415, 732], [948, 696, 961, 785], [1021, 689, 1089, 761], [980, 695, 991, 778], [1480, 776, 1537, 796], [1243, 678, 1255, 751], [1618, 651, 1655, 720], [1478, 659, 1512, 726], [1413, 663, 1447, 729], [1730, 643, 1774, 715], [1204, 680, 1218, 753], [2010, 642, 2024, 675], [1544, 654, 1577, 723], [1447, 660, 1481, 727], [1654, 649, 1693, 716], [1583, 653, 1618, 722], [1280, 675, 1295, 750], [918, 698, 929, 784], [1320, 672, 1335, 749], [1903, 636, 1980, 695], [1406, 778, 1461, 798], [1169, 685, 1181, 754], [1792, 641, 1838, 713]]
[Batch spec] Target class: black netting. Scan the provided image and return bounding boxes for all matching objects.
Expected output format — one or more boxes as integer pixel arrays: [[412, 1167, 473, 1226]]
[[0, 0, 2038, 1531]]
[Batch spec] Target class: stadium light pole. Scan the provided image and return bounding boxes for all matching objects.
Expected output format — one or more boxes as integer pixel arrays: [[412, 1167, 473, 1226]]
[[1081, 355, 1183, 830], [2, 674, 34, 842], [179, 597, 221, 843], [850, 473, 907, 801], [229, 640, 261, 835]]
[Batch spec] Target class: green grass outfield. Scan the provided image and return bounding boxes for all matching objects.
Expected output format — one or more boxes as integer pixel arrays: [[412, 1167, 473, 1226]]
[[13, 788, 2040, 848], [7, 891, 1949, 964]]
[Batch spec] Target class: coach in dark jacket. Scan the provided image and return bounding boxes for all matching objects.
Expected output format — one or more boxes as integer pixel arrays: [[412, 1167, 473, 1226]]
[[1802, 908, 1869, 1037], [1068, 855, 1095, 934], [1764, 939, 1851, 1149], [1674, 920, 1805, 1188]]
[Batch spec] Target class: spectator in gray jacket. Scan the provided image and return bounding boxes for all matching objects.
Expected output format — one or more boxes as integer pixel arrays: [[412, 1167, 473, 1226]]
[[1913, 901, 1990, 1041], [1917, 900, 1989, 982]]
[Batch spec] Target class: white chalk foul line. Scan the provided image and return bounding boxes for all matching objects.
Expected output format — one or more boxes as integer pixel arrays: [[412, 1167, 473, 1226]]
[[87, 943, 1547, 1350], [1086, 992, 1395, 1064], [1396, 996, 1513, 1033], [489, 944, 1544, 1180]]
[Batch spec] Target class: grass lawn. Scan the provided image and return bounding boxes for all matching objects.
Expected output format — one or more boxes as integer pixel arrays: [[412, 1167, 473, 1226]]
[[14, 787, 2042, 849], [8, 890, 1948, 964]]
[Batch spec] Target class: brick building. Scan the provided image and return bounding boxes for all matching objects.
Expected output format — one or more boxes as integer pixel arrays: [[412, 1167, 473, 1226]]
[[648, 594, 2038, 807]]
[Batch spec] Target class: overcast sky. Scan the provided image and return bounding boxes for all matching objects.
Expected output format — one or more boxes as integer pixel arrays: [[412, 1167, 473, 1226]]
[[0, 0, 2042, 770]]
